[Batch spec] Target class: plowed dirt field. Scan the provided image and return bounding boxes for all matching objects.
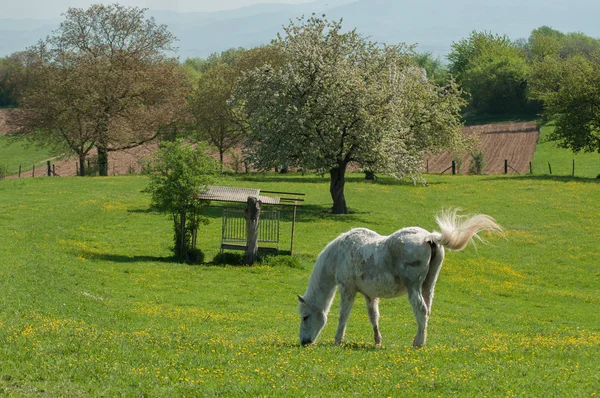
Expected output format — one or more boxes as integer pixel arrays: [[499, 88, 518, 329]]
[[2, 109, 540, 177], [424, 122, 540, 174]]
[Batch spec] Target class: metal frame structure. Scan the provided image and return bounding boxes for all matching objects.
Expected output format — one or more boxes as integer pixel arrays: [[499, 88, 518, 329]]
[[196, 186, 304, 254]]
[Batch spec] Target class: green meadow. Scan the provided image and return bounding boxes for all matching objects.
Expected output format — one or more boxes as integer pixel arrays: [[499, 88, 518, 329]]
[[0, 172, 598, 396], [0, 136, 59, 177], [532, 125, 600, 178]]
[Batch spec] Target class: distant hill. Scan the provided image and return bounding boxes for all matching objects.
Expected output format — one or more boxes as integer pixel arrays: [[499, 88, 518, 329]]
[[1, 0, 600, 61]]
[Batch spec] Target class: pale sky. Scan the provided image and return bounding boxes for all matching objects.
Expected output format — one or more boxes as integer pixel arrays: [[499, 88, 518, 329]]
[[0, 0, 314, 19]]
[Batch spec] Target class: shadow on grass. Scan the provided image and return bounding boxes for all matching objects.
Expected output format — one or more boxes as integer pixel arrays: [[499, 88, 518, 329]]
[[234, 172, 448, 187], [486, 174, 600, 184], [87, 253, 176, 263], [204, 203, 378, 225]]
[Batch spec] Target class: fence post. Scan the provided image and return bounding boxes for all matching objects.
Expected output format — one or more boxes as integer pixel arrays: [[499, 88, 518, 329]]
[[32, 165, 35, 177], [547, 161, 552, 175], [529, 162, 533, 174], [426, 159, 429, 174], [504, 159, 508, 174], [451, 160, 456, 175], [244, 196, 261, 265], [18, 165, 21, 178], [47, 161, 51, 176], [572, 159, 575, 176]]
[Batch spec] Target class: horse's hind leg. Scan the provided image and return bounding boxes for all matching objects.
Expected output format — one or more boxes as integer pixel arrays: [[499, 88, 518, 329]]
[[422, 243, 445, 312], [334, 285, 356, 345], [407, 286, 429, 347], [364, 295, 382, 345]]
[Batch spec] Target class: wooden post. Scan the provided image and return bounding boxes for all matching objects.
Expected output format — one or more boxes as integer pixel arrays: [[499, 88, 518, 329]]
[[52, 164, 56, 176], [32, 165, 35, 177], [547, 161, 552, 175], [451, 160, 456, 175], [572, 159, 575, 176], [47, 161, 51, 176], [426, 159, 429, 174], [504, 159, 508, 174], [244, 196, 261, 265], [529, 162, 533, 174], [18, 165, 21, 178], [290, 203, 297, 255]]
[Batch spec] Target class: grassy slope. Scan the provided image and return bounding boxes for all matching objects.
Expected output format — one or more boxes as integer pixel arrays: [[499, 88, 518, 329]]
[[0, 136, 59, 175], [531, 125, 599, 178], [0, 174, 598, 396]]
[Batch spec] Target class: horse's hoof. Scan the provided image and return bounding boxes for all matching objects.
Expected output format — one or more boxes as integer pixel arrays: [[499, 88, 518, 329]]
[[374, 335, 382, 346]]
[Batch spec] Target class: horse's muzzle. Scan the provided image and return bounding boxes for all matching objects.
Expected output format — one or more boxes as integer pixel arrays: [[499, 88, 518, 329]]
[[301, 338, 312, 346]]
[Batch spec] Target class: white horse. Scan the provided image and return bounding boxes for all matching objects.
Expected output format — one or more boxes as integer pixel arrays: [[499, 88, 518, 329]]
[[298, 209, 502, 347]]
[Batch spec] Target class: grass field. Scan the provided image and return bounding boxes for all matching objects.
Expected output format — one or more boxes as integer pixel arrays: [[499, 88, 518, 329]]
[[532, 125, 600, 178], [0, 136, 59, 176], [0, 173, 598, 396]]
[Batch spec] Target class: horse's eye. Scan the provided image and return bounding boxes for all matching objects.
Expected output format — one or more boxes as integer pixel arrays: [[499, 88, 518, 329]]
[[302, 316, 309, 322]]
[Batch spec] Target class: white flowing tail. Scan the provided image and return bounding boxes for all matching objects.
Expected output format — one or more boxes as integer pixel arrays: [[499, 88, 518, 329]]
[[430, 208, 503, 251]]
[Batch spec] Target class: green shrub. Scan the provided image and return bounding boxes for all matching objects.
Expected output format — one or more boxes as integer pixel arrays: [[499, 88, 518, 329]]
[[469, 150, 485, 174], [144, 139, 219, 262]]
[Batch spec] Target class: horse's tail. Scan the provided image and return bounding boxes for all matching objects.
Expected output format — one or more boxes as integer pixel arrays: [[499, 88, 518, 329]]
[[429, 208, 503, 251]]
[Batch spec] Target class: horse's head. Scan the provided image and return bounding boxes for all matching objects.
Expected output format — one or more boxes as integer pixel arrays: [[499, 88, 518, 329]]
[[297, 295, 327, 346]]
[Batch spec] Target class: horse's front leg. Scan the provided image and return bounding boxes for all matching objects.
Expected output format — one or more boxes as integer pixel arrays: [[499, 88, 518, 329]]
[[334, 285, 356, 345], [364, 295, 382, 345], [407, 286, 429, 348]]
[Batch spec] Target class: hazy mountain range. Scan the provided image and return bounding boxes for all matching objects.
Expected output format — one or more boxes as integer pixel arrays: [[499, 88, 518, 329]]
[[1, 0, 599, 61]]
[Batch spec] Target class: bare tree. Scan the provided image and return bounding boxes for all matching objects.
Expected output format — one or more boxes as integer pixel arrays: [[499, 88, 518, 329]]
[[9, 4, 189, 175]]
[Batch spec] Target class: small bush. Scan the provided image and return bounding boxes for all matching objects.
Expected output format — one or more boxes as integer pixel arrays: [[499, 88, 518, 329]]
[[469, 150, 485, 174], [186, 248, 205, 264]]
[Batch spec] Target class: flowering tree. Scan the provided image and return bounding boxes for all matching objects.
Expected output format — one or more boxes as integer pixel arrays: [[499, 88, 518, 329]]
[[235, 16, 467, 214]]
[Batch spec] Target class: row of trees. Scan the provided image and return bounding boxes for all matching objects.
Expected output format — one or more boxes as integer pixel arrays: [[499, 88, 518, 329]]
[[1, 5, 470, 215], [1, 4, 599, 216], [446, 27, 600, 154]]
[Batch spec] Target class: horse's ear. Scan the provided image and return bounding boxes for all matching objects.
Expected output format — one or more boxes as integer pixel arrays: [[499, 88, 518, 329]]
[[297, 295, 306, 304]]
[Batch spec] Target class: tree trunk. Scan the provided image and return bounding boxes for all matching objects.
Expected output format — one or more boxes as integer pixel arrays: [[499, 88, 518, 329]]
[[244, 197, 261, 265], [178, 211, 187, 261], [78, 154, 86, 177], [219, 149, 224, 172], [97, 146, 109, 176], [330, 165, 348, 214]]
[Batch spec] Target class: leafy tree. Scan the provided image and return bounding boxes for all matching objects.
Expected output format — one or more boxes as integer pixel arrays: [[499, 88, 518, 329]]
[[0, 52, 33, 107], [8, 59, 99, 175], [187, 62, 245, 168], [524, 27, 600, 61], [412, 52, 450, 86], [187, 46, 284, 169], [236, 16, 467, 214], [144, 140, 219, 262], [448, 31, 536, 116], [524, 26, 565, 61], [10, 4, 189, 176], [530, 55, 600, 155]]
